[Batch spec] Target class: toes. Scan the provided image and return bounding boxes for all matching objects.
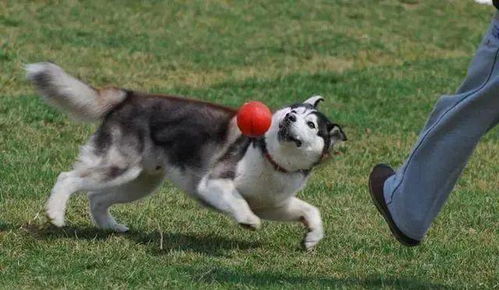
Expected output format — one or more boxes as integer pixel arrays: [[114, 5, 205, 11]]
[[237, 214, 261, 231], [302, 231, 323, 251], [302, 239, 319, 251], [46, 210, 65, 227], [96, 221, 129, 233], [239, 222, 260, 231], [113, 224, 129, 233]]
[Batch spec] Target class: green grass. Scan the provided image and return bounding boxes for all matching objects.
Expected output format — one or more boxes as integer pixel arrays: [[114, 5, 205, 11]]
[[1, 0, 498, 288]]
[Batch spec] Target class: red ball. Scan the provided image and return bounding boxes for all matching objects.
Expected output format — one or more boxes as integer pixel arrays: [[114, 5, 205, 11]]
[[236, 101, 272, 137]]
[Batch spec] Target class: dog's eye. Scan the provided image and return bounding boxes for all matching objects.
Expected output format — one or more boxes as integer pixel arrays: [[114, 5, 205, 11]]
[[307, 121, 316, 129]]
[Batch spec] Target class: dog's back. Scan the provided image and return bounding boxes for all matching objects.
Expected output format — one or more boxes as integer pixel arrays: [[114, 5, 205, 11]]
[[27, 62, 241, 186], [95, 91, 242, 192]]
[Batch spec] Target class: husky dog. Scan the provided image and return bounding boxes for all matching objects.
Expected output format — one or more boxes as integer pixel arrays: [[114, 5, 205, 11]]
[[26, 62, 346, 250]]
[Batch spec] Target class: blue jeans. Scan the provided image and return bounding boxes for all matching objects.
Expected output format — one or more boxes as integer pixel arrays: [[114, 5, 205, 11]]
[[383, 12, 499, 240]]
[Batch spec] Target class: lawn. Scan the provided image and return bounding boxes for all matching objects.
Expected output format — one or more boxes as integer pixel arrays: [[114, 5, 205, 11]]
[[1, 0, 498, 288]]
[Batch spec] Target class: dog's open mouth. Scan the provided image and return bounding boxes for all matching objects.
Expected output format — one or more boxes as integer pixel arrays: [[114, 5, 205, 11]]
[[278, 123, 302, 147]]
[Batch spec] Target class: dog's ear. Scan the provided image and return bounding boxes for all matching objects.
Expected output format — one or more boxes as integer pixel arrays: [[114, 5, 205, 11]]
[[328, 123, 347, 146], [304, 95, 324, 108]]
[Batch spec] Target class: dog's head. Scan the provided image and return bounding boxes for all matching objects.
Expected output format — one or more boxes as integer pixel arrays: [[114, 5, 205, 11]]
[[265, 96, 347, 172]]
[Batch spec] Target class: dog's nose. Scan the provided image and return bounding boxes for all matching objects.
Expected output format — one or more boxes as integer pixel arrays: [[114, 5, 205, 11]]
[[285, 113, 296, 123]]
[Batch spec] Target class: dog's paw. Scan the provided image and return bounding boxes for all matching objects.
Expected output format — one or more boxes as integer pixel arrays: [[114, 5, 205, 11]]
[[95, 221, 130, 233], [46, 209, 65, 227], [112, 223, 129, 233], [239, 222, 260, 231], [238, 215, 261, 231], [302, 230, 324, 251]]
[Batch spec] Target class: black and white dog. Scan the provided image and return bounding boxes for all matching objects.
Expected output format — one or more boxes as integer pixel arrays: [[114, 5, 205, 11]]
[[26, 62, 346, 250]]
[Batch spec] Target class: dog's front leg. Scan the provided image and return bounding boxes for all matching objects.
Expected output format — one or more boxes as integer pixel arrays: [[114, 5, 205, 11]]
[[255, 197, 323, 250], [197, 177, 261, 230]]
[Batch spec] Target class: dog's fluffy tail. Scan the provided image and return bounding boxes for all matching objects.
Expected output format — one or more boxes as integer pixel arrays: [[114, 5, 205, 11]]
[[26, 62, 127, 122]]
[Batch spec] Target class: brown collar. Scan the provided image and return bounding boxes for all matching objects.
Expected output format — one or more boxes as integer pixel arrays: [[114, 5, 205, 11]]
[[263, 152, 291, 173], [255, 138, 310, 175]]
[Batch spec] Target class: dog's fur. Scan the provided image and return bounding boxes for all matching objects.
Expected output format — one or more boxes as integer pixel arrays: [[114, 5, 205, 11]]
[[26, 62, 346, 250]]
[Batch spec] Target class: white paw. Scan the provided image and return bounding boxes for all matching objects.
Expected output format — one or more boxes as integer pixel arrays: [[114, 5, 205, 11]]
[[238, 214, 261, 231], [302, 230, 324, 251], [46, 208, 65, 227], [95, 220, 129, 233], [111, 223, 129, 233]]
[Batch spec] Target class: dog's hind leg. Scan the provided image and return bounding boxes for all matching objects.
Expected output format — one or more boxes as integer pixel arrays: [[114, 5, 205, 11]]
[[88, 172, 164, 232], [254, 197, 323, 250], [88, 191, 128, 232], [46, 165, 142, 227]]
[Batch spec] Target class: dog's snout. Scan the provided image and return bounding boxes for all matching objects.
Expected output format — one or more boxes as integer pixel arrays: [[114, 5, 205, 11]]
[[285, 113, 296, 123]]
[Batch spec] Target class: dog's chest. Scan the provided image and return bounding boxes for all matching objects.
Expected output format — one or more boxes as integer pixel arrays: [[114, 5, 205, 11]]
[[234, 148, 307, 207]]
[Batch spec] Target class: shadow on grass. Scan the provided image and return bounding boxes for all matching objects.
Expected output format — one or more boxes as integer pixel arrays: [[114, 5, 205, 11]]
[[180, 266, 450, 289], [10, 222, 448, 288], [0, 221, 12, 231], [131, 230, 262, 257], [20, 223, 261, 257]]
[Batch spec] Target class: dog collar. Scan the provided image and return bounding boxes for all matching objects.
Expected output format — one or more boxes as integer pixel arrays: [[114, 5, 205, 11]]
[[263, 151, 291, 173], [255, 138, 310, 175]]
